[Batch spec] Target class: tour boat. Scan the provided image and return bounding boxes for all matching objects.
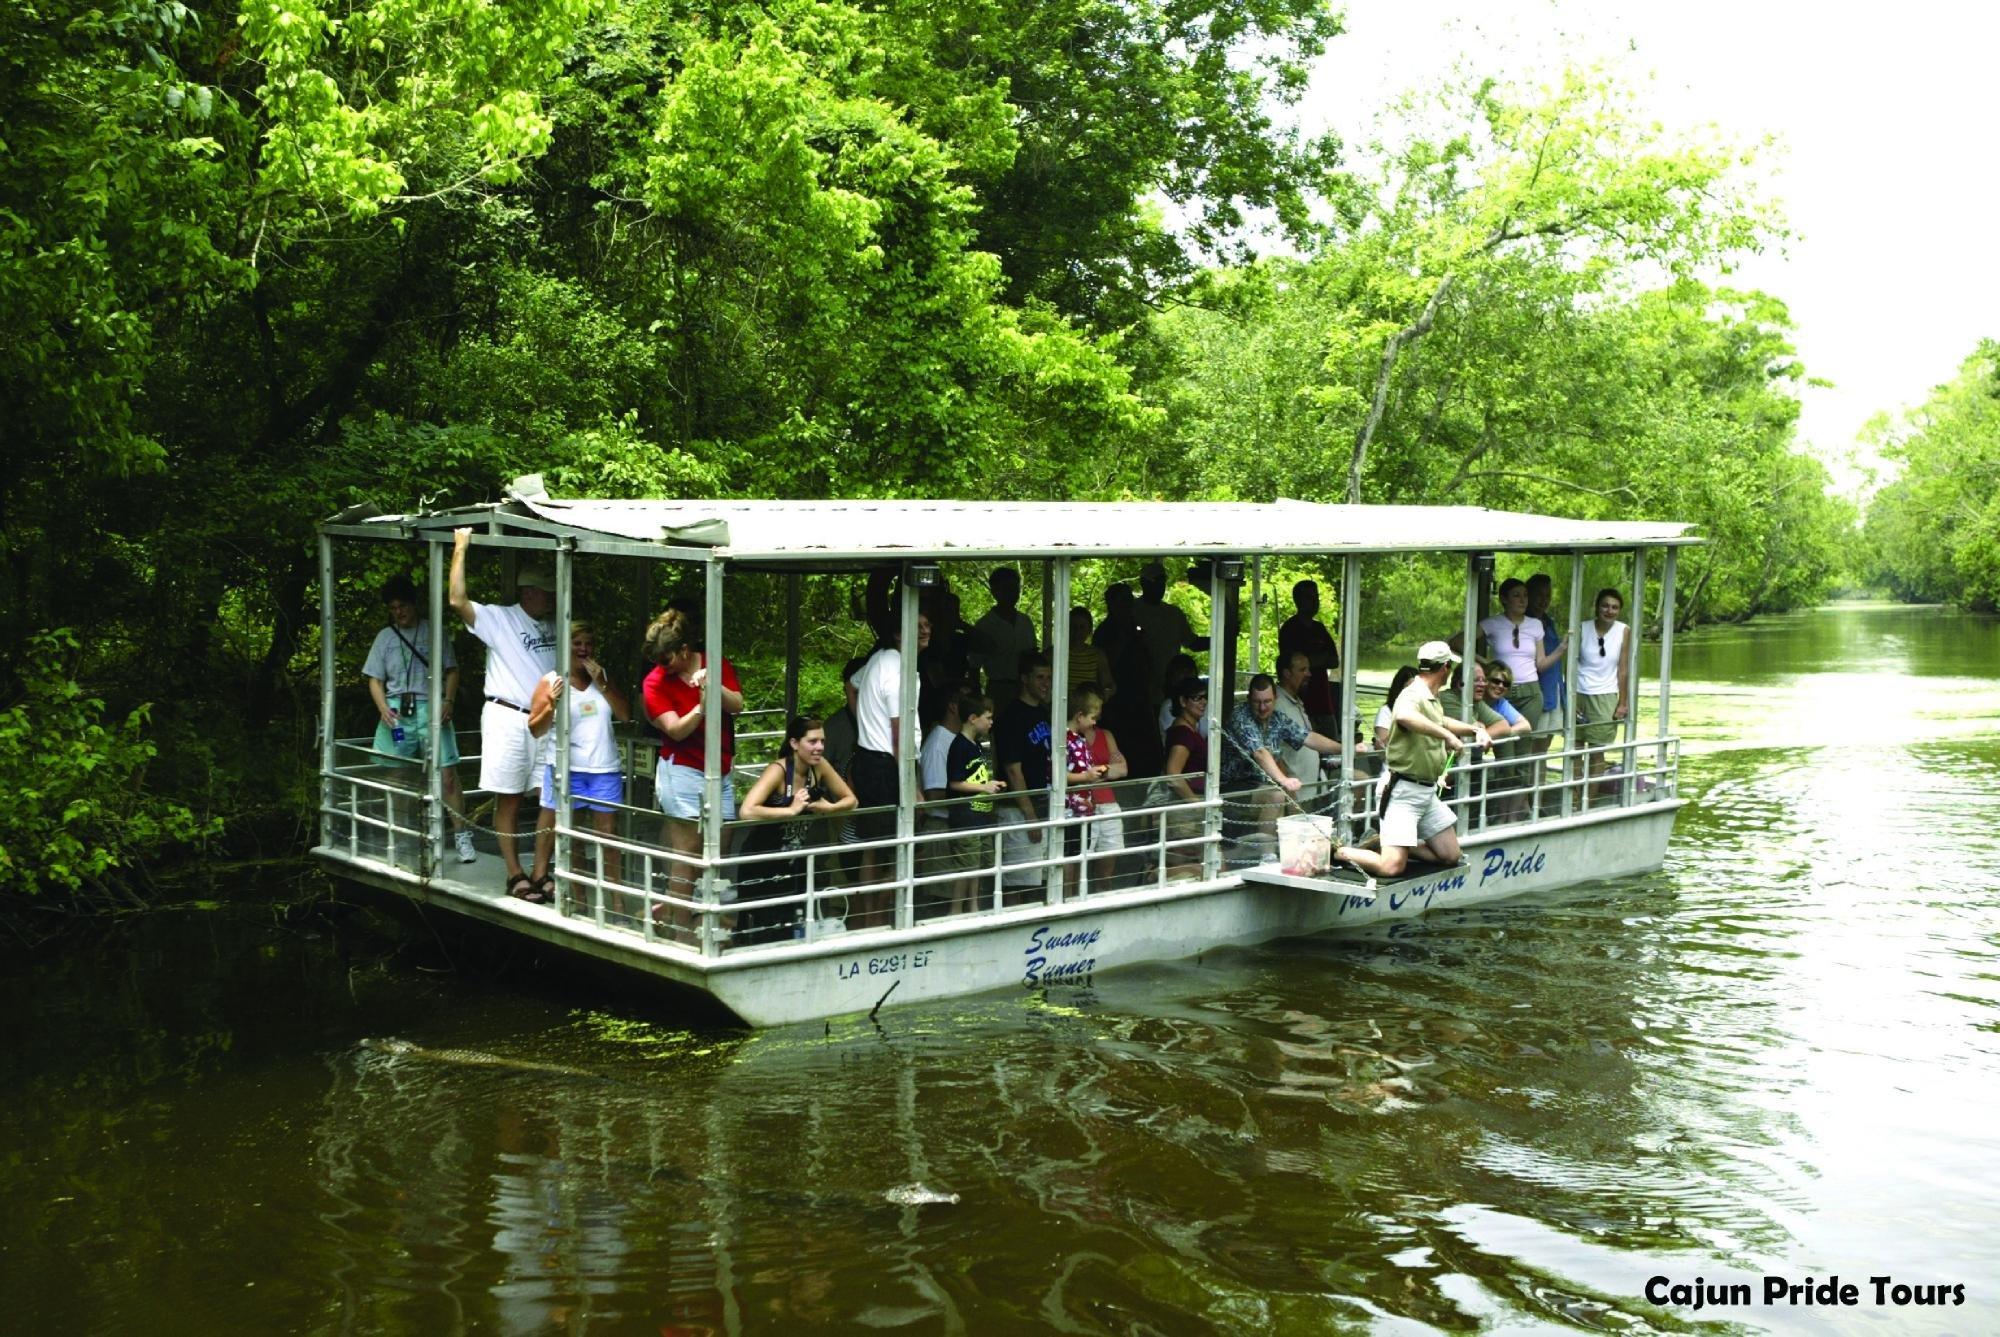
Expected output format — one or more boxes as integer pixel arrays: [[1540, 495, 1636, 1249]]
[[315, 488, 1689, 1026]]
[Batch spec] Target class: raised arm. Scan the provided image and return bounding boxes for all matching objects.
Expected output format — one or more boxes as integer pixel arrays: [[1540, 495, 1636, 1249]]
[[650, 699, 702, 742], [1101, 729, 1127, 781], [448, 528, 477, 627], [581, 657, 630, 722], [527, 672, 561, 739], [692, 656, 745, 715]]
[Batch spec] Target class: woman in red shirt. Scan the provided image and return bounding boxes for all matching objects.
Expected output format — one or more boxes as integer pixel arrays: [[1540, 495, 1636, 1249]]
[[641, 607, 745, 932]]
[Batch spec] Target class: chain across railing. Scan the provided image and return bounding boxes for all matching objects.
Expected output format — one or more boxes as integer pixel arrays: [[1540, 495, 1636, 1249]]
[[321, 718, 1678, 957]]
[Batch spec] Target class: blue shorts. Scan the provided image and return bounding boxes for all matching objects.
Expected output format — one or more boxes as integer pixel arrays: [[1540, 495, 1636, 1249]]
[[540, 767, 624, 813], [656, 757, 737, 823]]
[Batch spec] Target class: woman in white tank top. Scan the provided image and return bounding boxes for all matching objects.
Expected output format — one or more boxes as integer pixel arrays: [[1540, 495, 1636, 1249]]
[[524, 622, 633, 905], [1574, 588, 1632, 795]]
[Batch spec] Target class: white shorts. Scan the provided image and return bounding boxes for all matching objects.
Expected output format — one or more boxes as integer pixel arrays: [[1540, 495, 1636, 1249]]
[[1085, 802, 1125, 854], [656, 757, 737, 823], [998, 806, 1047, 887], [478, 699, 542, 795], [1378, 774, 1456, 849]]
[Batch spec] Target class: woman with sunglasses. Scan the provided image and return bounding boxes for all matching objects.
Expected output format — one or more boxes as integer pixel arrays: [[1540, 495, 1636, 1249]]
[[1481, 661, 1531, 822], [1478, 577, 1567, 749], [1575, 587, 1633, 799]]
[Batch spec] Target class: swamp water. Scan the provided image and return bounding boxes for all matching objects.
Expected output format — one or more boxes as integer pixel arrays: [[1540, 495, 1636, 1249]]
[[3, 601, 1996, 1333]]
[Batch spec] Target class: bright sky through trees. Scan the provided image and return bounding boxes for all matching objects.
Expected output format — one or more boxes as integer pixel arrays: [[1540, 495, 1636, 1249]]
[[1302, 0, 2000, 487]]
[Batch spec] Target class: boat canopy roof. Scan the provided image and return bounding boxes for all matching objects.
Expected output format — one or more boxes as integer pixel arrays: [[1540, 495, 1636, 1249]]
[[334, 489, 1699, 564]]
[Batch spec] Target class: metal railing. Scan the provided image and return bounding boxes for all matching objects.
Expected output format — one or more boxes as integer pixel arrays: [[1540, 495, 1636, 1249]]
[[1335, 731, 1679, 839], [320, 720, 1678, 959]]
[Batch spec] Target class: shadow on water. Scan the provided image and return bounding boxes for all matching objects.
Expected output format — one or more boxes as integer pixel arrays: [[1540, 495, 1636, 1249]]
[[3, 602, 1999, 1332]]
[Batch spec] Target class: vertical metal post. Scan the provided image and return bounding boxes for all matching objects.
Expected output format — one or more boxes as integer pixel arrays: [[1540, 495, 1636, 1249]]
[[1656, 546, 1677, 794], [427, 539, 448, 872], [318, 532, 337, 848], [1248, 556, 1263, 684], [1202, 559, 1226, 882], [1040, 558, 1054, 659], [896, 570, 920, 928], [700, 557, 725, 956], [1455, 555, 1479, 822], [1624, 547, 1649, 808], [1338, 553, 1360, 839], [1045, 555, 1072, 905], [1563, 551, 1583, 818], [553, 542, 573, 914], [783, 572, 801, 723]]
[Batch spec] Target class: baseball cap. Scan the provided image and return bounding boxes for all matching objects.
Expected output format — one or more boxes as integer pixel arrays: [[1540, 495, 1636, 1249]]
[[1416, 639, 1461, 667]]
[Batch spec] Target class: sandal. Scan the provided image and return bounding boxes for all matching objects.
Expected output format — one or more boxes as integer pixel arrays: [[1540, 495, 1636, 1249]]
[[505, 872, 534, 900], [530, 872, 556, 904]]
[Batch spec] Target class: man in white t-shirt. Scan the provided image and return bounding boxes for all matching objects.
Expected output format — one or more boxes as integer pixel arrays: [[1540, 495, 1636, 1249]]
[[451, 527, 559, 898], [848, 610, 930, 921], [918, 689, 961, 908]]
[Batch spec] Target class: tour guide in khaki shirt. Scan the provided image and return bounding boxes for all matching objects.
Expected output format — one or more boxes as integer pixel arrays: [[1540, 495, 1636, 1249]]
[[1335, 641, 1491, 883]]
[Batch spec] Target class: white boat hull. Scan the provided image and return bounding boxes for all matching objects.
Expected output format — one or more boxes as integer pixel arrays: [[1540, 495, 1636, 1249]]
[[317, 801, 1680, 1027]]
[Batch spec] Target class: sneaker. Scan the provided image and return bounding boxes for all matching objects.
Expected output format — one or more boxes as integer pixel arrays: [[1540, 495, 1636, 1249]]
[[454, 829, 478, 863]]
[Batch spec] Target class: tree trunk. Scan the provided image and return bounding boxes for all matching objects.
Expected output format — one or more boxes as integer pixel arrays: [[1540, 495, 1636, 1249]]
[[1346, 273, 1456, 504]]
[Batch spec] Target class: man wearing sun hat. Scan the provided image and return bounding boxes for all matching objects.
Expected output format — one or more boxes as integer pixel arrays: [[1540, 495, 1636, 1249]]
[[450, 527, 560, 899], [1333, 639, 1491, 884]]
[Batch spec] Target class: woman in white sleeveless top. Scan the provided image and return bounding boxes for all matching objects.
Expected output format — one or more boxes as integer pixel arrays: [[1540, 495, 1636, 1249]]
[[525, 621, 632, 905], [1574, 588, 1632, 798]]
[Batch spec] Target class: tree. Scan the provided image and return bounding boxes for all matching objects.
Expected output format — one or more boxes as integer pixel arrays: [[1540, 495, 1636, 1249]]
[[1320, 67, 1777, 502], [870, 0, 1344, 328], [1862, 342, 2000, 609]]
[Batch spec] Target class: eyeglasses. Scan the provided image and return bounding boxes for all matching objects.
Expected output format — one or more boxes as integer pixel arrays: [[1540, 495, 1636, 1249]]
[[1596, 635, 1606, 657], [1511, 627, 1520, 648]]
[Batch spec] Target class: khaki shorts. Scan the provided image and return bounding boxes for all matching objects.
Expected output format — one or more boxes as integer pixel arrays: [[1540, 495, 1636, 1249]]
[[1577, 692, 1620, 749], [931, 829, 993, 876], [1378, 774, 1456, 849], [1506, 682, 1545, 733]]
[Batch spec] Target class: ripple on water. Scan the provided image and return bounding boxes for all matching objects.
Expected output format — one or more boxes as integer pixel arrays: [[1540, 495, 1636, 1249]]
[[6, 603, 2000, 1332]]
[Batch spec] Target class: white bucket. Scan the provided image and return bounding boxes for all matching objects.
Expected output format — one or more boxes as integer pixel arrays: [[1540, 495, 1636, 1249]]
[[1277, 814, 1336, 877]]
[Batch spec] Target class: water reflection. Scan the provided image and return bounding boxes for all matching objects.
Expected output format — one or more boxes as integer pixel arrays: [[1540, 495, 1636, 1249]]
[[1, 602, 1998, 1331]]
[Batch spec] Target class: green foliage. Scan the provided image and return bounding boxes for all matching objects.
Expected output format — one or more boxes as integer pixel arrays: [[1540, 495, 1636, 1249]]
[[0, 631, 218, 899], [869, 0, 1343, 326], [1861, 342, 2000, 609], [1143, 68, 1847, 630], [1, 5, 1874, 900]]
